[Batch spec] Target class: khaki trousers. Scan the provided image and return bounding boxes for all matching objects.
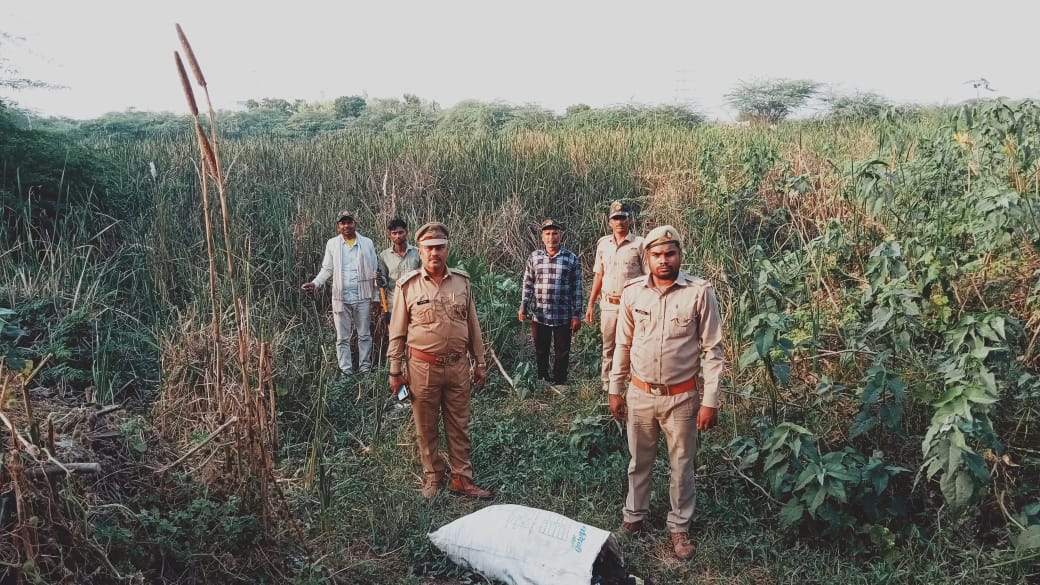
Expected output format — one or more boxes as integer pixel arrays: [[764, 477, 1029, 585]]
[[599, 305, 619, 391], [407, 356, 473, 482], [623, 385, 699, 533]]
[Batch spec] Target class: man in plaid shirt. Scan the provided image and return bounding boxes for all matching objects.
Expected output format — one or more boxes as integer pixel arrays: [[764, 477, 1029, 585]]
[[518, 218, 583, 390]]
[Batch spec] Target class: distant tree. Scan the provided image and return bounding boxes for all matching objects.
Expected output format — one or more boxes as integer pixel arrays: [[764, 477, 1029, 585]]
[[78, 110, 188, 139], [283, 102, 342, 137], [825, 91, 893, 121], [393, 96, 438, 134], [642, 105, 706, 127], [333, 95, 366, 119], [725, 78, 821, 124], [224, 98, 297, 135], [563, 104, 704, 130], [502, 105, 558, 131], [565, 104, 592, 117], [347, 96, 438, 134], [437, 101, 512, 133], [259, 98, 296, 116]]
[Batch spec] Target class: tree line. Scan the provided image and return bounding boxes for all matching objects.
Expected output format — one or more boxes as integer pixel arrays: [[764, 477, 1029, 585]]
[[2, 78, 943, 140]]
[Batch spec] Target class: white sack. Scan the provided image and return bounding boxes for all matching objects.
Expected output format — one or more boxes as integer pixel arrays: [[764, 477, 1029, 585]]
[[429, 504, 619, 585]]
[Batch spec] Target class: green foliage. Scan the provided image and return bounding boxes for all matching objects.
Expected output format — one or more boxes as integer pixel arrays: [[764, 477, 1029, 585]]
[[725, 78, 821, 123], [567, 412, 623, 458], [849, 355, 906, 439], [76, 110, 190, 139], [562, 104, 705, 130], [730, 423, 909, 543], [0, 101, 119, 244], [0, 292, 158, 402], [825, 92, 894, 121], [137, 496, 262, 573], [510, 360, 539, 399], [450, 254, 522, 351], [333, 95, 366, 119]]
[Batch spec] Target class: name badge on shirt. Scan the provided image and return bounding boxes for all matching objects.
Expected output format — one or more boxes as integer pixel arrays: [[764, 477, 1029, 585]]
[[416, 299, 430, 305]]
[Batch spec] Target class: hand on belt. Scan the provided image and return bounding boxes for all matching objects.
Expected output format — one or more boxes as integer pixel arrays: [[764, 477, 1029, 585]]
[[631, 374, 696, 396], [409, 346, 463, 365], [605, 294, 621, 305]]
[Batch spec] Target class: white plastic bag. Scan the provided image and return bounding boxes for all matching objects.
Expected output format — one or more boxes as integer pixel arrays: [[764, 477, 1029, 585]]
[[429, 504, 620, 585]]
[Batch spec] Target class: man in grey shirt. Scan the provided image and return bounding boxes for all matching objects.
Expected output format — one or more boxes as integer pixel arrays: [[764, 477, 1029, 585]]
[[377, 218, 421, 320]]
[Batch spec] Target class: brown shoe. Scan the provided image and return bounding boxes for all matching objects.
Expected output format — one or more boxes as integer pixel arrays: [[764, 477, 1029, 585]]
[[420, 477, 442, 499], [620, 520, 645, 535], [671, 532, 696, 560], [449, 475, 493, 499]]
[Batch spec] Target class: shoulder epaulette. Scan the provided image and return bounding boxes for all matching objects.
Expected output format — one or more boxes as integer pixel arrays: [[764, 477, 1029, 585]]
[[624, 275, 649, 288], [448, 267, 471, 279], [396, 269, 422, 287], [684, 274, 711, 288]]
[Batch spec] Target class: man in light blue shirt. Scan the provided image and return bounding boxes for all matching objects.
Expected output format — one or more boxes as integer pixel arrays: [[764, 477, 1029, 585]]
[[302, 209, 382, 374]]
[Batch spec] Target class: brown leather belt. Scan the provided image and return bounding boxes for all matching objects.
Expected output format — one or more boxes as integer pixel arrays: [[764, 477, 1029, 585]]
[[605, 294, 621, 305], [409, 346, 463, 365], [631, 374, 696, 396]]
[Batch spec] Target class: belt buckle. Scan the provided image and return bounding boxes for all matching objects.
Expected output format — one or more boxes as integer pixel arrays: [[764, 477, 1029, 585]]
[[650, 384, 665, 396]]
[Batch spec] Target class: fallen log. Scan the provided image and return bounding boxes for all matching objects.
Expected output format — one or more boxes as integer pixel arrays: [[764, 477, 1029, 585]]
[[24, 462, 102, 479]]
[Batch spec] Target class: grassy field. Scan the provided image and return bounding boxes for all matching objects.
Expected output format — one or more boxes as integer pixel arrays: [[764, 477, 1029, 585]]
[[2, 103, 1039, 583]]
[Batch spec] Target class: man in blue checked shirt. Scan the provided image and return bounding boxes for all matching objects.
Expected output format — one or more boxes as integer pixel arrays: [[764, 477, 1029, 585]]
[[518, 218, 583, 391]]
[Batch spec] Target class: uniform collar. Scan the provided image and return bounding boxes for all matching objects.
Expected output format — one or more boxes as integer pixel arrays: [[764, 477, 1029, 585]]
[[614, 231, 636, 245], [644, 271, 690, 289], [420, 266, 452, 280]]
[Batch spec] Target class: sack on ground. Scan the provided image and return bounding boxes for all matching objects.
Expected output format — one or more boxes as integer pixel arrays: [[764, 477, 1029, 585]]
[[428, 504, 627, 585]]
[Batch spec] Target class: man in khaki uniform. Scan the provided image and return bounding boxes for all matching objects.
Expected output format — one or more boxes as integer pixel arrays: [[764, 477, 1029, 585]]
[[585, 201, 645, 392], [388, 222, 492, 500], [608, 225, 724, 560]]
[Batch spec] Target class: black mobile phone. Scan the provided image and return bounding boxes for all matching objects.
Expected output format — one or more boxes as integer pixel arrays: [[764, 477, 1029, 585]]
[[397, 385, 411, 402]]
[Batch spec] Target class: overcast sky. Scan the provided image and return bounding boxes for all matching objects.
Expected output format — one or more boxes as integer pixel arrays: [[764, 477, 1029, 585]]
[[2, 0, 1037, 120]]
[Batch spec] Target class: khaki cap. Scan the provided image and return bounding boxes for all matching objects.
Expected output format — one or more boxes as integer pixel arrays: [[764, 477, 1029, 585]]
[[608, 200, 632, 219], [415, 222, 449, 246], [645, 225, 683, 250]]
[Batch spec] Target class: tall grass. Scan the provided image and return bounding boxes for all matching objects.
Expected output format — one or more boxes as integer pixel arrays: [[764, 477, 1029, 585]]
[[14, 102, 1037, 582]]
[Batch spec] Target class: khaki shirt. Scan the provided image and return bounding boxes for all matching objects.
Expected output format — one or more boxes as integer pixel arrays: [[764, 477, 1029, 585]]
[[609, 272, 725, 408], [387, 267, 486, 375], [593, 232, 645, 304]]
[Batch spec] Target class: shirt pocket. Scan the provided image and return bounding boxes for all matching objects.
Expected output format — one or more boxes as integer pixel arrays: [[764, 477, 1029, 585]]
[[668, 313, 694, 339], [634, 311, 652, 338], [623, 248, 642, 272], [412, 300, 435, 325], [448, 300, 468, 322]]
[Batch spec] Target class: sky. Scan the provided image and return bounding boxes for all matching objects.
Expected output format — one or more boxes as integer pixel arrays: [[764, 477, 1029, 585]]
[[2, 0, 1038, 121]]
